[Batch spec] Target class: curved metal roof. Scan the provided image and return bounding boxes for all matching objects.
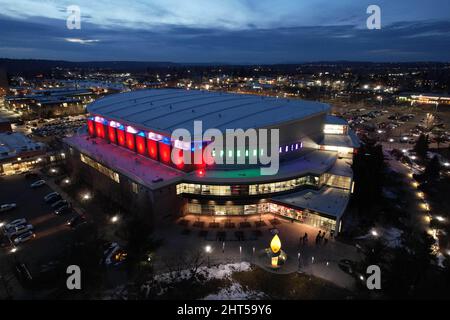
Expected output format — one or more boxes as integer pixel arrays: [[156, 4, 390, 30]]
[[87, 89, 330, 134]]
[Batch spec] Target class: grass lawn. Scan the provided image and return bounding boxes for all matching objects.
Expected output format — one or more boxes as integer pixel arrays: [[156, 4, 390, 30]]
[[232, 267, 353, 300], [148, 265, 354, 300]]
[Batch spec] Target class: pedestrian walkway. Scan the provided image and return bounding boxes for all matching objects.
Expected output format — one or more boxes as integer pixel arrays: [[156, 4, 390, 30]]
[[153, 215, 362, 290]]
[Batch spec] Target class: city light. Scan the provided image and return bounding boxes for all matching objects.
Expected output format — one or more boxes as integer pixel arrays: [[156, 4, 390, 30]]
[[10, 247, 17, 253], [111, 215, 120, 223], [417, 192, 424, 199], [388, 138, 394, 143], [371, 229, 379, 237], [444, 162, 450, 167], [0, 222, 4, 228], [64, 178, 70, 184], [402, 149, 407, 153], [205, 245, 212, 253], [436, 216, 445, 222], [83, 193, 91, 200]]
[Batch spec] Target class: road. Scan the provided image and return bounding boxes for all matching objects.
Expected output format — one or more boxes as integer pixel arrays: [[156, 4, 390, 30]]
[[0, 174, 77, 298]]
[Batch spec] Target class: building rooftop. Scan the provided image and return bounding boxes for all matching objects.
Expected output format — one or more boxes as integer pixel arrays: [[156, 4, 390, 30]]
[[325, 115, 348, 125], [87, 89, 330, 135], [321, 132, 360, 149], [64, 134, 184, 190], [0, 132, 45, 160], [272, 186, 350, 219]]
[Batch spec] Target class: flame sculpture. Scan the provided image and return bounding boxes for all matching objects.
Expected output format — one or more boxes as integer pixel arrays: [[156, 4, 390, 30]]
[[270, 234, 281, 254]]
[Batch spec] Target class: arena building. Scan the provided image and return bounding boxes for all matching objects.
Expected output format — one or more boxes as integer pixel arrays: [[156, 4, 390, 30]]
[[64, 89, 359, 234]]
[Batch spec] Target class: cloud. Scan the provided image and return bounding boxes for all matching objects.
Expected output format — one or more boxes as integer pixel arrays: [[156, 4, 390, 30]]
[[0, 10, 449, 62], [65, 38, 100, 44]]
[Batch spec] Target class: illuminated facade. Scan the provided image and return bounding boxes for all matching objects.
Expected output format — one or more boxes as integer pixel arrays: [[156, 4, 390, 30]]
[[65, 89, 359, 233], [397, 93, 450, 106]]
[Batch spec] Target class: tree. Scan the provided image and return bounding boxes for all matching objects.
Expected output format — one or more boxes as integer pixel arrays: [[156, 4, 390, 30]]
[[414, 134, 429, 159], [352, 143, 385, 219], [424, 155, 441, 181], [434, 135, 446, 150]]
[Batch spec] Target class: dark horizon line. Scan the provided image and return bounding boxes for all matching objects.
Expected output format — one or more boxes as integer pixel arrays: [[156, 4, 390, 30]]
[[1, 57, 450, 67]]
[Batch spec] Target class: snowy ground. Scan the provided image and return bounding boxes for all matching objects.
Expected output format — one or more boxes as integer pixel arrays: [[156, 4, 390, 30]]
[[139, 262, 266, 299], [203, 282, 266, 300]]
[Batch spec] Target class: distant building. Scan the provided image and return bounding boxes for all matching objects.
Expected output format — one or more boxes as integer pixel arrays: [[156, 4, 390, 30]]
[[0, 132, 46, 175], [0, 67, 8, 96], [4, 88, 99, 116], [397, 92, 450, 106]]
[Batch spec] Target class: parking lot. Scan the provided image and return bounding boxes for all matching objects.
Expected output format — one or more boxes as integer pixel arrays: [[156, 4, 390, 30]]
[[0, 174, 78, 273]]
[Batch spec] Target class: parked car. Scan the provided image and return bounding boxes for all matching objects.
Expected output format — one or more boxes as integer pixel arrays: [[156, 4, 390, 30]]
[[47, 194, 62, 204], [67, 214, 87, 228], [51, 199, 68, 209], [7, 224, 34, 238], [0, 203, 17, 213], [30, 180, 46, 188], [54, 205, 71, 215], [3, 218, 27, 231], [44, 192, 59, 202], [13, 231, 35, 244], [102, 242, 127, 266]]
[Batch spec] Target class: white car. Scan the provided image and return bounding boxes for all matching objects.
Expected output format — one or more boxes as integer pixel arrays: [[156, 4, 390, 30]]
[[30, 180, 46, 188], [0, 203, 17, 212], [8, 224, 34, 238], [4, 218, 27, 231], [13, 231, 35, 244]]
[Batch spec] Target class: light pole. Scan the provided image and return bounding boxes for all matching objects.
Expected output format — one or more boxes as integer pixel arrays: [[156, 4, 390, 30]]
[[205, 245, 212, 268]]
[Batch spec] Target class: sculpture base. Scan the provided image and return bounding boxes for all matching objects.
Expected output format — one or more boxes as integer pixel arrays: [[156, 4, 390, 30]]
[[265, 248, 287, 269]]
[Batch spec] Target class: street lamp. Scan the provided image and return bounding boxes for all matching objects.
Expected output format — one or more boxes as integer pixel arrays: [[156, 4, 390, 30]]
[[436, 216, 445, 222], [10, 247, 17, 253], [111, 215, 120, 223], [371, 229, 379, 237], [83, 192, 91, 200], [205, 245, 212, 267]]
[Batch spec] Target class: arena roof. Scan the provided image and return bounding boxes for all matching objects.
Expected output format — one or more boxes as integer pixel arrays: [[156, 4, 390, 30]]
[[87, 89, 330, 135]]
